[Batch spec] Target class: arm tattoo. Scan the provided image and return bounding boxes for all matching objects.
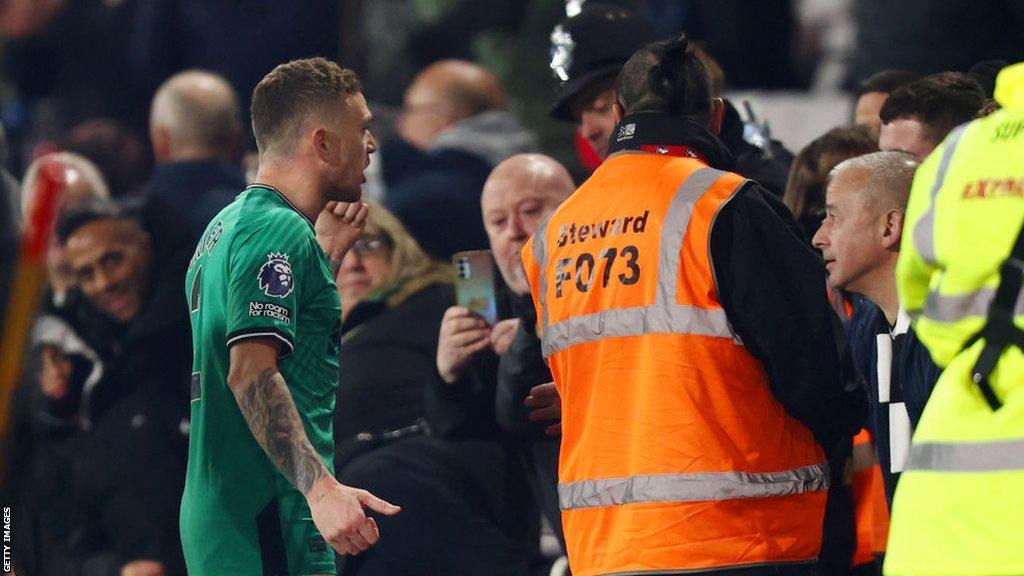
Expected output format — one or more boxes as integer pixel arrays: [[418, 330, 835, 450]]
[[236, 368, 326, 494]]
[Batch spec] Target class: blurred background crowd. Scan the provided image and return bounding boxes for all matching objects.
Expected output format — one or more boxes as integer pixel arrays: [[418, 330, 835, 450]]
[[0, 1, 1022, 575]]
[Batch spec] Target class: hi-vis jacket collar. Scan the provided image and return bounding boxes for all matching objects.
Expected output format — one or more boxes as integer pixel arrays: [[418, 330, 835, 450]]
[[606, 112, 737, 171], [995, 61, 1024, 110]]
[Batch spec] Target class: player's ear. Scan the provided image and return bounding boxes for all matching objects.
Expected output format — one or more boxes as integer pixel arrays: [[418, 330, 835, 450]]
[[312, 126, 332, 164]]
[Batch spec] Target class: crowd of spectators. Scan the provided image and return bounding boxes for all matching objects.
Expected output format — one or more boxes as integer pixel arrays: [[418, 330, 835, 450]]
[[0, 1, 1021, 576]]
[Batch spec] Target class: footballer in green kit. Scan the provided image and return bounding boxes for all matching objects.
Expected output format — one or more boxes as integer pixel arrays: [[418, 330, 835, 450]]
[[181, 58, 400, 576]]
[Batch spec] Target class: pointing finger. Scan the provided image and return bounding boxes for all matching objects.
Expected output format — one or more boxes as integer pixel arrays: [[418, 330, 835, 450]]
[[359, 491, 401, 516]]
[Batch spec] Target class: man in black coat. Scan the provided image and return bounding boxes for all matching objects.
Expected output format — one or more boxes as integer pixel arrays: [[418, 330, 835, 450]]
[[432, 152, 577, 557], [50, 199, 193, 576], [142, 69, 246, 258], [382, 60, 535, 261]]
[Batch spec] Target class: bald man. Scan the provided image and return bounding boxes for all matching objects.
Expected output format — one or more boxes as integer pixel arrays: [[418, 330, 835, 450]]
[[397, 60, 506, 151], [143, 69, 247, 250], [483, 154, 576, 552], [382, 60, 536, 260], [481, 154, 575, 297], [812, 151, 940, 505]]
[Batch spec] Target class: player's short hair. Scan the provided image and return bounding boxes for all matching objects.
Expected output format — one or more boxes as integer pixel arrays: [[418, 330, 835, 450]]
[[251, 57, 362, 154]]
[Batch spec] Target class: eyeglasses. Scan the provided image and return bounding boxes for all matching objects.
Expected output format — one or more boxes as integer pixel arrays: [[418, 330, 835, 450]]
[[352, 235, 391, 258]]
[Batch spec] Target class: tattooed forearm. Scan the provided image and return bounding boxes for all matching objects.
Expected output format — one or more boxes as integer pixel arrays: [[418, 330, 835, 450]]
[[236, 368, 327, 494]]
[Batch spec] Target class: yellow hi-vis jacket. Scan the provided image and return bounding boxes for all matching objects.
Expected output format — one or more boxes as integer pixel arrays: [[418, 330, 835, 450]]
[[885, 62, 1024, 576]]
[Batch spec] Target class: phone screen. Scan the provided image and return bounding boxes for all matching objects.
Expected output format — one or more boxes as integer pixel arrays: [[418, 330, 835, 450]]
[[453, 250, 499, 325]]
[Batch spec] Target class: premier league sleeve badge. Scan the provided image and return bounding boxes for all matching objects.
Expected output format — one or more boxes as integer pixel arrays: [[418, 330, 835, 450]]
[[258, 253, 294, 298]]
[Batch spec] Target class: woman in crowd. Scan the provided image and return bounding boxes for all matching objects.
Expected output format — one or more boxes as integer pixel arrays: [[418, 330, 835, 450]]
[[784, 125, 878, 242], [333, 204, 544, 576]]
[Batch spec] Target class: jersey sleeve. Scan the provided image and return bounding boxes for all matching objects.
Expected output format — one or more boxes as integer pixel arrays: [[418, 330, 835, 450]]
[[225, 215, 316, 357]]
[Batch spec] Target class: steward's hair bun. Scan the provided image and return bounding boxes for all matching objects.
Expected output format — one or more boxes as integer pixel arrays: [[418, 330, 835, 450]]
[[649, 34, 694, 114]]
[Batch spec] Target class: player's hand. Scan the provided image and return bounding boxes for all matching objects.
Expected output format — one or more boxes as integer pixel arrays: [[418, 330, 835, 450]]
[[525, 382, 562, 436], [437, 306, 492, 384], [490, 318, 520, 356], [120, 559, 166, 576], [306, 476, 400, 556], [39, 346, 72, 400], [315, 201, 368, 271]]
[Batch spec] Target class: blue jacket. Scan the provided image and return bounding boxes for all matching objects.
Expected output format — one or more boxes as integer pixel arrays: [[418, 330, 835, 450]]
[[846, 299, 940, 503]]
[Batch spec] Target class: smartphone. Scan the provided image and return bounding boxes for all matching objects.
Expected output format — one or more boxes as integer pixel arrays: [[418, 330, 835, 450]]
[[453, 250, 499, 325]]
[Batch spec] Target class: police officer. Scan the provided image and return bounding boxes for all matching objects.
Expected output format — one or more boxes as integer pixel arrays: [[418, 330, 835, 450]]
[[522, 34, 865, 576], [548, 3, 655, 168], [884, 62, 1024, 576], [548, 4, 793, 196]]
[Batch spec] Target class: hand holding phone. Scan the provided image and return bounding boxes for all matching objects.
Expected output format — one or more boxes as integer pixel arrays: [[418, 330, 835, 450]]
[[453, 250, 499, 325], [436, 306, 492, 384]]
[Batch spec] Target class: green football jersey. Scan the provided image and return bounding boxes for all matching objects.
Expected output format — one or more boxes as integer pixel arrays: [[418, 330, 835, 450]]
[[181, 185, 341, 575]]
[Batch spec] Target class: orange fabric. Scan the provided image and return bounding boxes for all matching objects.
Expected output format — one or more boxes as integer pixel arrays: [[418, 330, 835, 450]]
[[522, 154, 828, 576], [850, 430, 889, 567], [826, 284, 856, 321]]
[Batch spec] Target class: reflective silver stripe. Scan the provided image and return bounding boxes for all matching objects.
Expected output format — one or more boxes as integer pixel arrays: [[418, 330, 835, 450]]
[[558, 463, 830, 510], [923, 286, 1024, 323], [657, 168, 725, 303], [540, 167, 736, 357], [913, 124, 969, 266], [542, 304, 734, 356], [906, 438, 1024, 472]]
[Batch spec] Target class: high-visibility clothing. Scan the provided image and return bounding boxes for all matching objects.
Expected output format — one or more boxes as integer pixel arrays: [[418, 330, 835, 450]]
[[849, 429, 889, 568], [522, 152, 829, 576], [885, 62, 1024, 576]]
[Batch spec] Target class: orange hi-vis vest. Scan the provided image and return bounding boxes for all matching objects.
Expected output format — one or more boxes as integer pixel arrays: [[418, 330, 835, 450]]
[[849, 429, 890, 568], [522, 152, 830, 576]]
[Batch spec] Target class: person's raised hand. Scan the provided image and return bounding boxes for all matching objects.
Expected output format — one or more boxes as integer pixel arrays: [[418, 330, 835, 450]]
[[490, 318, 520, 356], [437, 306, 491, 384], [315, 201, 369, 273]]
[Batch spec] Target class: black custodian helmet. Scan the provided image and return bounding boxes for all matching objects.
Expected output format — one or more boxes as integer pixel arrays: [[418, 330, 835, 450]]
[[548, 3, 656, 122]]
